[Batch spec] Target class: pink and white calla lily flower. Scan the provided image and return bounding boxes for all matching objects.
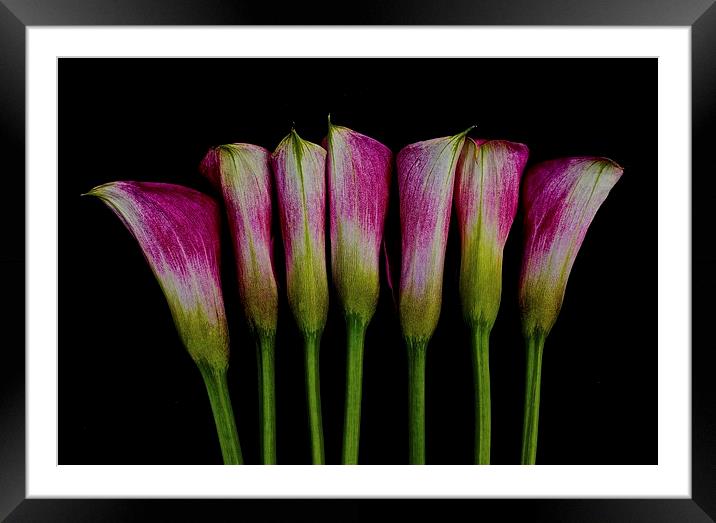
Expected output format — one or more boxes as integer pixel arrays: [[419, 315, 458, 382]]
[[396, 127, 472, 464], [454, 137, 529, 464], [200, 144, 278, 339], [271, 128, 329, 464], [326, 121, 392, 324], [518, 156, 623, 465], [87, 181, 243, 464], [272, 130, 329, 338], [325, 120, 392, 464], [200, 143, 279, 464], [519, 156, 624, 338], [398, 128, 472, 343], [455, 138, 529, 330]]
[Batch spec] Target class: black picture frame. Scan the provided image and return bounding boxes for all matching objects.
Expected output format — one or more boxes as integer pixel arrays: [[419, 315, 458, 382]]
[[2, 1, 712, 521]]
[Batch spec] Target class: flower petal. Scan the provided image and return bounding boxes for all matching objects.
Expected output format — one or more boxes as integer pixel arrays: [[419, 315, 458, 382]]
[[271, 130, 329, 336], [397, 128, 472, 342], [519, 157, 624, 337], [201, 144, 278, 337], [326, 122, 392, 322], [87, 181, 229, 368], [455, 138, 529, 328]]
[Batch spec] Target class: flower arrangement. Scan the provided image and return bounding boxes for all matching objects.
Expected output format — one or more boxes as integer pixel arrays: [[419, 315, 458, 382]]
[[86, 120, 622, 465]]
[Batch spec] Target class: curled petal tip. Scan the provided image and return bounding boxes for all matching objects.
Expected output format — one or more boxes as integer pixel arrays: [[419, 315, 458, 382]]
[[201, 144, 272, 189], [460, 125, 477, 137], [84, 182, 115, 200], [598, 156, 624, 172], [199, 147, 221, 189]]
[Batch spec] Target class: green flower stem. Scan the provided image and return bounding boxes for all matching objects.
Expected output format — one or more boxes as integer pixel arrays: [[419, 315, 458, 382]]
[[257, 332, 276, 465], [198, 362, 243, 465], [471, 323, 491, 465], [521, 331, 546, 465], [342, 315, 367, 465], [304, 332, 325, 464], [406, 338, 428, 465]]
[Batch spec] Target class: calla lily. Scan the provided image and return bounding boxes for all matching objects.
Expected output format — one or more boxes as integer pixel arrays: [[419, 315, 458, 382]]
[[455, 138, 529, 464], [327, 121, 392, 323], [86, 181, 242, 465], [272, 130, 329, 336], [456, 138, 529, 328], [398, 129, 473, 342], [325, 120, 392, 464], [518, 157, 623, 464], [397, 127, 472, 464], [200, 144, 278, 464], [519, 157, 624, 337], [272, 129, 328, 464], [200, 144, 278, 337]]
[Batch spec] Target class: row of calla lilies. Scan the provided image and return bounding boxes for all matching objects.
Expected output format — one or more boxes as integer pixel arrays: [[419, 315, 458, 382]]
[[87, 120, 622, 465]]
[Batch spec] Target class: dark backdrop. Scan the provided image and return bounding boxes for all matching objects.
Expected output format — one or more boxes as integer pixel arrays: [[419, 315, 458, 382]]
[[58, 58, 656, 465]]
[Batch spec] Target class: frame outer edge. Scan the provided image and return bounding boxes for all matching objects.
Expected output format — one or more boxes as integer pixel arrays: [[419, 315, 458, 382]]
[[0, 0, 714, 25], [4, 0, 716, 520], [692, 1, 716, 521], [0, 0, 27, 520]]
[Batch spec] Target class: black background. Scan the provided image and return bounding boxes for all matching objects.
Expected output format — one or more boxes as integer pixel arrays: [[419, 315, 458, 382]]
[[59, 58, 656, 465]]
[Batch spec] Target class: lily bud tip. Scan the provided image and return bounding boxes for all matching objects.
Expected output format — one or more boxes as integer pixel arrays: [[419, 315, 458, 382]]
[[461, 125, 477, 137]]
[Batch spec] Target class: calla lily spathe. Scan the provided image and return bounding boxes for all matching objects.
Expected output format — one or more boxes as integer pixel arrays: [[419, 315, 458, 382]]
[[397, 128, 472, 464], [200, 144, 278, 338], [87, 181, 229, 366], [398, 129, 472, 343], [200, 143, 279, 464], [455, 138, 529, 329], [519, 157, 624, 338], [455, 137, 529, 465], [86, 181, 243, 464], [272, 130, 329, 337], [518, 156, 623, 465], [326, 122, 392, 323], [325, 121, 392, 464], [271, 129, 329, 464]]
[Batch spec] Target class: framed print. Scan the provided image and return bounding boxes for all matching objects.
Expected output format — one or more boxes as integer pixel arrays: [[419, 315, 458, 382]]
[[2, 1, 713, 521], [55, 56, 658, 469]]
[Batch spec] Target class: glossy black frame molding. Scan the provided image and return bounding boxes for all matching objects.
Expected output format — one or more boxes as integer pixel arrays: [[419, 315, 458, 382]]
[[1, 1, 712, 521]]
